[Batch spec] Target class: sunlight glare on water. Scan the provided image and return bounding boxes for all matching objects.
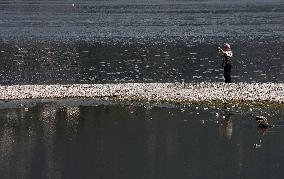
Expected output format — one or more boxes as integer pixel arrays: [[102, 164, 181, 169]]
[[1, 1, 284, 178], [0, 0, 284, 84]]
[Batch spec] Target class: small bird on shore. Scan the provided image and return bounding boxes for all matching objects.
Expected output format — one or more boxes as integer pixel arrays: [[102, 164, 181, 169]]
[[253, 143, 261, 148], [256, 116, 273, 128]]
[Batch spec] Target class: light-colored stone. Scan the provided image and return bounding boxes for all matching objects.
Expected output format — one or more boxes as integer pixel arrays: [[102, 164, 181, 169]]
[[0, 82, 283, 103]]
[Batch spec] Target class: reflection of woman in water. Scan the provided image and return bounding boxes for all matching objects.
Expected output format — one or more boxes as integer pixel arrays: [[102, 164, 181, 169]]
[[219, 114, 233, 140], [254, 116, 274, 148]]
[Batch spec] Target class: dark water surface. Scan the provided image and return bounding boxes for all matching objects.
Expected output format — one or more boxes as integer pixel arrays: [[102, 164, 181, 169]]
[[0, 100, 284, 179], [1, 1, 284, 178], [0, 0, 284, 84]]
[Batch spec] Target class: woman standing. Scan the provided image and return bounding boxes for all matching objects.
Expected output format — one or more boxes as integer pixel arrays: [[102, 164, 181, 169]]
[[218, 43, 233, 83]]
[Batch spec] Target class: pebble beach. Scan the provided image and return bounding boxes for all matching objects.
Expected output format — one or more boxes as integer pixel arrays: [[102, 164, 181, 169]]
[[0, 83, 284, 105]]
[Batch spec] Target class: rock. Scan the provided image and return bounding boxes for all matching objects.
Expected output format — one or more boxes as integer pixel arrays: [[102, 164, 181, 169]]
[[256, 116, 273, 128], [253, 144, 261, 148]]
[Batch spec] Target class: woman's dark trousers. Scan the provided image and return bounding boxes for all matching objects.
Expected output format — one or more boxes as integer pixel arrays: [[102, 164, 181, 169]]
[[224, 65, 232, 83]]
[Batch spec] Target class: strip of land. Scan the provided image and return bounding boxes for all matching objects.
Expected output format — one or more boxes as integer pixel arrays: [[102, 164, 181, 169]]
[[0, 83, 284, 105]]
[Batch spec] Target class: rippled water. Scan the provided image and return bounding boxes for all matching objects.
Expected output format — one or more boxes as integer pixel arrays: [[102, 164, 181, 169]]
[[0, 100, 284, 179], [0, 0, 284, 84], [1, 1, 284, 178]]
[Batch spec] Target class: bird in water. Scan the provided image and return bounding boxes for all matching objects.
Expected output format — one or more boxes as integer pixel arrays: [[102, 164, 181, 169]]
[[256, 116, 273, 128]]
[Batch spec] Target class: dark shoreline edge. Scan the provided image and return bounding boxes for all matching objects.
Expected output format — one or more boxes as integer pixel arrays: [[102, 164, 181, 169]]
[[1, 97, 284, 111]]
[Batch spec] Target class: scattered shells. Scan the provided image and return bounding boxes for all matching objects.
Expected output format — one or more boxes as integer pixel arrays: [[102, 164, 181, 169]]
[[0, 83, 284, 105]]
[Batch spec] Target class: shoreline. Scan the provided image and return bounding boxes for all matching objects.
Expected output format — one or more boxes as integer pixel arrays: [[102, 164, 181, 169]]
[[0, 83, 284, 108]]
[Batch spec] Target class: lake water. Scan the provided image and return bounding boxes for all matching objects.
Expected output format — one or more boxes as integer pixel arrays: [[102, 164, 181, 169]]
[[0, 0, 284, 84], [0, 99, 284, 179], [1, 0, 284, 178]]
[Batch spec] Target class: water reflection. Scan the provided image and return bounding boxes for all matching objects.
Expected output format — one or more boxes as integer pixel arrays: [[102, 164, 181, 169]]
[[38, 104, 60, 178], [0, 102, 283, 178], [219, 114, 233, 140], [0, 103, 82, 178], [65, 107, 80, 139]]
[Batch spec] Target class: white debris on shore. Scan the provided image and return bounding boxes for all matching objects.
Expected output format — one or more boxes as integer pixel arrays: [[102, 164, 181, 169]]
[[0, 83, 284, 103]]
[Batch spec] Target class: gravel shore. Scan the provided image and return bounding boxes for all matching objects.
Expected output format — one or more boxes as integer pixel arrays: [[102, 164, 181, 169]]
[[0, 83, 284, 104]]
